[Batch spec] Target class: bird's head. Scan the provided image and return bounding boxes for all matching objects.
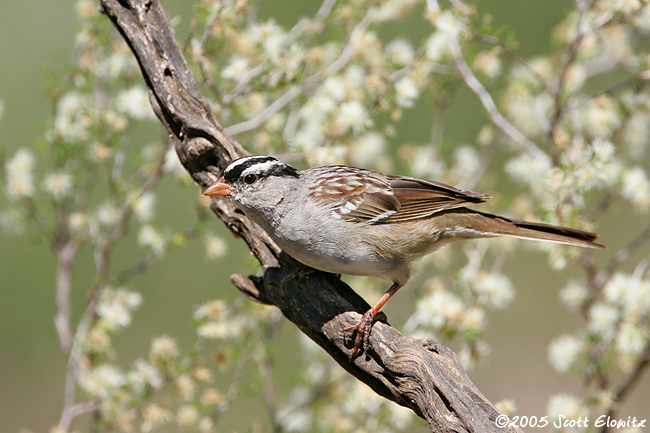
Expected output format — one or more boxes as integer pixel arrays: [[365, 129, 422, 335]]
[[203, 155, 299, 212]]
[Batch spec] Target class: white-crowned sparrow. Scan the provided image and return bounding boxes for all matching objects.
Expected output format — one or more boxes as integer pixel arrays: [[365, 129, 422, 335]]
[[204, 155, 605, 354]]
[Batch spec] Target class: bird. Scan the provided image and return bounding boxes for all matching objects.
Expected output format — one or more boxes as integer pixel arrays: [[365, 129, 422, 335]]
[[203, 155, 605, 356]]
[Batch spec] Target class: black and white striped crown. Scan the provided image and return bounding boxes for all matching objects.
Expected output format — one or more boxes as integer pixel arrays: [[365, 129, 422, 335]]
[[223, 156, 299, 183]]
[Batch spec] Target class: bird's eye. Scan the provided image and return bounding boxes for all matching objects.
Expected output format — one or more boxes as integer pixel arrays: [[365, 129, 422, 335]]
[[243, 173, 257, 184]]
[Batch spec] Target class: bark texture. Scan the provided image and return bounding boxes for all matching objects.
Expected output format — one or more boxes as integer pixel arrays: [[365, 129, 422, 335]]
[[99, 1, 521, 431]]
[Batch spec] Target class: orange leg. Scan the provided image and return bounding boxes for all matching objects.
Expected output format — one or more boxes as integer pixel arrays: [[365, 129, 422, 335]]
[[349, 282, 402, 358]]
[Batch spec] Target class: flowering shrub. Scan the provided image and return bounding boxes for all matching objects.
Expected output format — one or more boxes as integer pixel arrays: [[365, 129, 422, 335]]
[[1, 0, 649, 431]]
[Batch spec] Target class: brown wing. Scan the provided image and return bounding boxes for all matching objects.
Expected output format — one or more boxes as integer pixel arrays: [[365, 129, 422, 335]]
[[327, 168, 491, 224], [382, 176, 491, 223]]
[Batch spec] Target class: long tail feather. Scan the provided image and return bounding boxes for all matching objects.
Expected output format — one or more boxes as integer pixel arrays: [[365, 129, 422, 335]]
[[475, 210, 606, 249]]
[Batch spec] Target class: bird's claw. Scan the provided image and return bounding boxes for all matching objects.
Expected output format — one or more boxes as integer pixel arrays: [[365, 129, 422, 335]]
[[281, 265, 315, 286], [345, 310, 387, 359]]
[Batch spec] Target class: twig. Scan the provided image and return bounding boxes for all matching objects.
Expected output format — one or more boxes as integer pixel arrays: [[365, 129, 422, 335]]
[[222, 64, 266, 105], [592, 221, 650, 289], [478, 34, 556, 97], [448, 37, 546, 159], [224, 86, 302, 135], [58, 281, 104, 431], [315, 0, 337, 21], [260, 310, 283, 433], [223, 10, 373, 136], [58, 400, 98, 431], [582, 187, 621, 221], [54, 241, 82, 352], [424, 0, 545, 159], [600, 340, 650, 433], [548, 0, 594, 143]]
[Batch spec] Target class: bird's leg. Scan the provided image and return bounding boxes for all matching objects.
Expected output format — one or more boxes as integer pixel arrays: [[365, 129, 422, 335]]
[[347, 282, 402, 358]]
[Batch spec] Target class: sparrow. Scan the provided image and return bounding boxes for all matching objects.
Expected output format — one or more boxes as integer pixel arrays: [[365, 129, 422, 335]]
[[204, 155, 605, 355]]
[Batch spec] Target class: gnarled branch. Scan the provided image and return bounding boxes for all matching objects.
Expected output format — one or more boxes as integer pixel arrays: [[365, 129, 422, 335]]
[[98, 1, 519, 431]]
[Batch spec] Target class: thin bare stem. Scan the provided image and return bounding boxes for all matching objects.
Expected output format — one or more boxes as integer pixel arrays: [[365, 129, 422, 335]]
[[59, 400, 98, 431], [261, 311, 283, 433], [592, 222, 650, 289], [449, 38, 546, 159], [54, 241, 82, 352], [548, 0, 594, 142], [315, 0, 337, 21], [600, 340, 650, 433], [222, 64, 266, 105]]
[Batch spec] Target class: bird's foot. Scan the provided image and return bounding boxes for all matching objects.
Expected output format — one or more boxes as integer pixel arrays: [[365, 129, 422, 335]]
[[281, 265, 315, 286], [345, 310, 387, 359]]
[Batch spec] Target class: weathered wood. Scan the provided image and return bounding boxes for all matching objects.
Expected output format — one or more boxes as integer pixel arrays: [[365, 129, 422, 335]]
[[99, 1, 521, 431]]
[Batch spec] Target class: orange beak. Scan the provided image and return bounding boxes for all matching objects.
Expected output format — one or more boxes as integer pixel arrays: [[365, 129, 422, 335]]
[[203, 177, 232, 197]]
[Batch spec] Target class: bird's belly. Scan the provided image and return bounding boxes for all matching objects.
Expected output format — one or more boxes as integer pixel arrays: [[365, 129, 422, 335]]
[[269, 225, 395, 280], [278, 236, 391, 278]]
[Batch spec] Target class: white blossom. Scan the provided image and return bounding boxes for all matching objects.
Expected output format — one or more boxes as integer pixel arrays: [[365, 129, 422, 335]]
[[621, 167, 650, 212], [80, 364, 126, 399], [452, 146, 481, 180], [546, 394, 588, 422], [163, 146, 190, 180], [425, 32, 451, 61], [307, 145, 347, 166], [204, 233, 227, 260], [128, 359, 163, 392], [96, 201, 121, 226], [386, 38, 415, 66], [116, 86, 155, 120], [473, 49, 502, 79], [622, 112, 650, 157], [97, 301, 132, 330], [7, 148, 35, 175], [579, 95, 621, 138], [131, 191, 156, 222], [194, 299, 227, 321], [175, 374, 195, 401], [460, 307, 486, 331], [197, 321, 229, 339], [415, 290, 464, 328], [54, 91, 91, 140], [611, 0, 642, 14], [432, 10, 467, 40], [176, 405, 199, 426], [43, 172, 73, 201], [588, 303, 619, 336], [96, 288, 141, 331], [68, 212, 87, 234], [505, 153, 552, 188], [559, 280, 589, 311], [472, 272, 515, 309], [336, 101, 369, 132], [150, 334, 179, 360], [548, 334, 583, 373], [616, 322, 647, 355], [99, 52, 136, 80], [410, 146, 445, 179], [141, 404, 173, 432], [6, 149, 36, 199], [394, 77, 419, 108], [138, 225, 166, 255], [222, 57, 250, 80]]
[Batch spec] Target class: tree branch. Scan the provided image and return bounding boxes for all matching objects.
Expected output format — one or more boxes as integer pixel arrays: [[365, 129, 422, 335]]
[[98, 1, 520, 431]]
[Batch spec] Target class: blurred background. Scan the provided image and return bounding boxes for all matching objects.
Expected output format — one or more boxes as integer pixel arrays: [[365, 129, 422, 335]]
[[1, 0, 648, 432]]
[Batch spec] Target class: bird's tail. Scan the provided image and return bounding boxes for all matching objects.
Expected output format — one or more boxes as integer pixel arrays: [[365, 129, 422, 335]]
[[472, 210, 606, 249]]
